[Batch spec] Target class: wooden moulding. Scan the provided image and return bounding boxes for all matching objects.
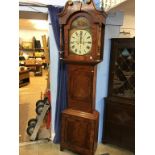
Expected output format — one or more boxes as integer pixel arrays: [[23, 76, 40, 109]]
[[58, 0, 107, 25], [62, 108, 98, 119]]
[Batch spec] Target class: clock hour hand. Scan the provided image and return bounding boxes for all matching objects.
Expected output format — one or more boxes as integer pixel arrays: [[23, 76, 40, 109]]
[[83, 41, 91, 44]]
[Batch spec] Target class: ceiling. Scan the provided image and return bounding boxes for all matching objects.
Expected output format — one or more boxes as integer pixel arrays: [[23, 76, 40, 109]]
[[19, 0, 68, 6], [19, 0, 134, 31], [19, 0, 128, 9], [109, 0, 135, 15], [19, 19, 48, 30], [19, 0, 134, 16], [19, 11, 48, 20]]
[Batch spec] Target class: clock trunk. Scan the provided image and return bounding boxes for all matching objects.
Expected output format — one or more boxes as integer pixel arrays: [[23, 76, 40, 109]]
[[67, 64, 97, 113]]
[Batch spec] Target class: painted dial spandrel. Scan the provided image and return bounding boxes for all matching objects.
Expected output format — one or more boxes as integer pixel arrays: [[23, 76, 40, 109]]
[[69, 30, 92, 55]]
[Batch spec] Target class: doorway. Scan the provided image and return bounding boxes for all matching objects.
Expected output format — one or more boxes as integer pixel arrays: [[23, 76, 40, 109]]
[[19, 9, 51, 143]]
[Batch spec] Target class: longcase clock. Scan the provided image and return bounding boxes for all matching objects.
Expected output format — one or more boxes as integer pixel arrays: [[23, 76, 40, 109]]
[[58, 1, 106, 155]]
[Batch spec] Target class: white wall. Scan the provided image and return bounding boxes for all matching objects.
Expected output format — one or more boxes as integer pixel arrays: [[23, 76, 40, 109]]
[[120, 14, 135, 37], [108, 0, 135, 38], [49, 23, 59, 138], [95, 11, 124, 143], [122, 14, 135, 29], [19, 29, 48, 47]]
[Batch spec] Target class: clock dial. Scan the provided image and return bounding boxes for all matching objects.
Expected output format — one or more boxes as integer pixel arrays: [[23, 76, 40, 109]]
[[69, 30, 92, 55]]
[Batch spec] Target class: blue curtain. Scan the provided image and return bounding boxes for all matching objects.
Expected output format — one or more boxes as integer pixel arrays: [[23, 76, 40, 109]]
[[48, 5, 68, 143]]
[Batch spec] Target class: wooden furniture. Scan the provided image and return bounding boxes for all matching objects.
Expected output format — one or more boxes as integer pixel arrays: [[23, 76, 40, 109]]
[[61, 109, 99, 155], [25, 64, 42, 76], [67, 64, 97, 113], [19, 70, 30, 87], [59, 1, 106, 155], [61, 113, 99, 155], [19, 48, 44, 53], [103, 38, 135, 151]]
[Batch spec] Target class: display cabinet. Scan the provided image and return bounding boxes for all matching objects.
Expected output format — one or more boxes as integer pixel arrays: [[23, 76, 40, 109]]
[[103, 38, 135, 151]]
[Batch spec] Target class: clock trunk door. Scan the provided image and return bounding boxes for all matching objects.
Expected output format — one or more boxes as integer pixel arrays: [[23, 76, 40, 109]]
[[67, 64, 96, 113]]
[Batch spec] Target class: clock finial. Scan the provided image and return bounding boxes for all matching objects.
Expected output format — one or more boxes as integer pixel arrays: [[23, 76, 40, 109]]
[[68, 0, 73, 5], [86, 0, 91, 4]]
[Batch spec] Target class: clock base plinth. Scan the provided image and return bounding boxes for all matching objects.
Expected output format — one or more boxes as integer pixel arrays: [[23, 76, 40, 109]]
[[60, 109, 99, 155]]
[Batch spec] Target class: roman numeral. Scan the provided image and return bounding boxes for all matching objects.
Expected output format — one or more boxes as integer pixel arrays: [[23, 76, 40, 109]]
[[87, 46, 90, 49], [83, 32, 86, 37], [72, 45, 75, 49]]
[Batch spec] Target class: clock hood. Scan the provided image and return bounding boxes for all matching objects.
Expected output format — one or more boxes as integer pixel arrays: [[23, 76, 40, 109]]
[[58, 0, 107, 25]]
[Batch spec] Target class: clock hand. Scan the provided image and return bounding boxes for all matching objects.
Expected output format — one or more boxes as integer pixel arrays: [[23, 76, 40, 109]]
[[80, 32, 82, 44], [83, 41, 91, 44]]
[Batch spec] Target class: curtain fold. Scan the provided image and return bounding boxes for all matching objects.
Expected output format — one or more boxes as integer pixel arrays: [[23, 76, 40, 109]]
[[48, 5, 67, 143]]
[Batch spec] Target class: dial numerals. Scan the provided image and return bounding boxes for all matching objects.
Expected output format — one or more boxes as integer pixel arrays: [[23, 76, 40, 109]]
[[69, 30, 92, 55]]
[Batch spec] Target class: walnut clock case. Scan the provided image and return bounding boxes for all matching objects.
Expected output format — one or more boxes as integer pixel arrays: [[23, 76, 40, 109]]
[[58, 1, 106, 155]]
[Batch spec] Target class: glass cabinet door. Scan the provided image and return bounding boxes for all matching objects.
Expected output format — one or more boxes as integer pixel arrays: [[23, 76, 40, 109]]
[[111, 47, 135, 98]]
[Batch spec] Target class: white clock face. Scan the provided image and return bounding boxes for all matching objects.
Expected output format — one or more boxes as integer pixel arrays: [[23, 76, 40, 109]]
[[69, 29, 92, 55]]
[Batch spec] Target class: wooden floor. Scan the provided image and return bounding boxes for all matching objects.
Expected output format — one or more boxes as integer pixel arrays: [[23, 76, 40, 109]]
[[19, 70, 48, 142]]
